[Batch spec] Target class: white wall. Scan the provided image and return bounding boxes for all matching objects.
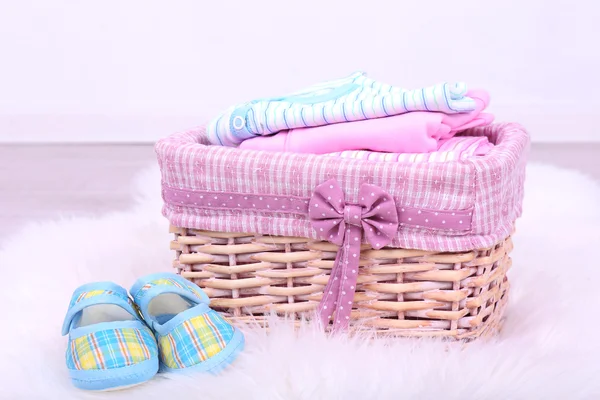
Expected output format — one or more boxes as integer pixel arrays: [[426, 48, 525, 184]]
[[0, 0, 598, 143]]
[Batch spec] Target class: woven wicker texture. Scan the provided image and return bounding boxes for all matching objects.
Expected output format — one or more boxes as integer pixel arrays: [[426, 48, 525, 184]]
[[170, 225, 511, 339]]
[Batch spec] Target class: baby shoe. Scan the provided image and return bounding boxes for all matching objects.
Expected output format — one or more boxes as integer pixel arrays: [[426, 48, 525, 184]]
[[130, 272, 244, 374], [61, 282, 159, 391]]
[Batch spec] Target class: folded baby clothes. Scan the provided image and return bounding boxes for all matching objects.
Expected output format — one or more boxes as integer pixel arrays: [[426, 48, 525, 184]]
[[326, 136, 494, 163], [207, 71, 478, 147], [239, 90, 493, 155]]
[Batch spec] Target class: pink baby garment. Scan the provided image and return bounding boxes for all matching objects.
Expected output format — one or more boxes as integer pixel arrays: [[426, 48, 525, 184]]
[[326, 136, 494, 163], [239, 90, 493, 155]]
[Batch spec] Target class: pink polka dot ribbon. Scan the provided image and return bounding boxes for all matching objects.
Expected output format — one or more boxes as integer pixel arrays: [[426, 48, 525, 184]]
[[309, 179, 399, 331]]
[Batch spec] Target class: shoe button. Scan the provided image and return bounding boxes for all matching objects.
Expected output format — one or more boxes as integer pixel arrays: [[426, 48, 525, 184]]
[[233, 116, 245, 130]]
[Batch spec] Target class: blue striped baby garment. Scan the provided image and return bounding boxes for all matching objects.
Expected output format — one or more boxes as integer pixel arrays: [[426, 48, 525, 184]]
[[206, 72, 477, 147]]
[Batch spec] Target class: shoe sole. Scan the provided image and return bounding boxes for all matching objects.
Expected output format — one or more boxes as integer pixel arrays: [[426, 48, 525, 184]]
[[70, 357, 159, 391]]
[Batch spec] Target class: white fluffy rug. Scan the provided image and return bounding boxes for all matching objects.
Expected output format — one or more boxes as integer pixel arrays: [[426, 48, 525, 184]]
[[2, 163, 600, 399]]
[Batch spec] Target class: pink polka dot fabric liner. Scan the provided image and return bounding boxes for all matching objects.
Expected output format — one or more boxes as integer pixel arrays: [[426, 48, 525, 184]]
[[157, 123, 528, 253]]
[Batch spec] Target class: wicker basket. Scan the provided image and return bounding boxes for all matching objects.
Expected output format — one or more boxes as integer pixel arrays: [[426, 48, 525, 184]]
[[170, 226, 512, 339], [157, 123, 528, 340]]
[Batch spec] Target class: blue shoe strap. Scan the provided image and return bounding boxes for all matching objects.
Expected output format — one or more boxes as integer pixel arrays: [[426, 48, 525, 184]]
[[133, 284, 208, 330], [130, 272, 209, 309], [62, 282, 138, 336], [152, 303, 211, 336], [129, 273, 213, 331]]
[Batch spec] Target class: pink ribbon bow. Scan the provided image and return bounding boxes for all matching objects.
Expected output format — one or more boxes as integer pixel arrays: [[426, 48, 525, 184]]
[[309, 179, 399, 331]]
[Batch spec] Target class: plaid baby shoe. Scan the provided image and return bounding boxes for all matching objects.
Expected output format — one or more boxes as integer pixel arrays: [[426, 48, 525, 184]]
[[61, 282, 159, 391], [130, 272, 244, 374]]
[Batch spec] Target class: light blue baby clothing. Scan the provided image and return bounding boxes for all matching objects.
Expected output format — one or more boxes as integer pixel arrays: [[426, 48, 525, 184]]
[[206, 72, 477, 147]]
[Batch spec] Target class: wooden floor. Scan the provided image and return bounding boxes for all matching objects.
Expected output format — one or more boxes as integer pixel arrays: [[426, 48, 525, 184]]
[[1, 144, 599, 243]]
